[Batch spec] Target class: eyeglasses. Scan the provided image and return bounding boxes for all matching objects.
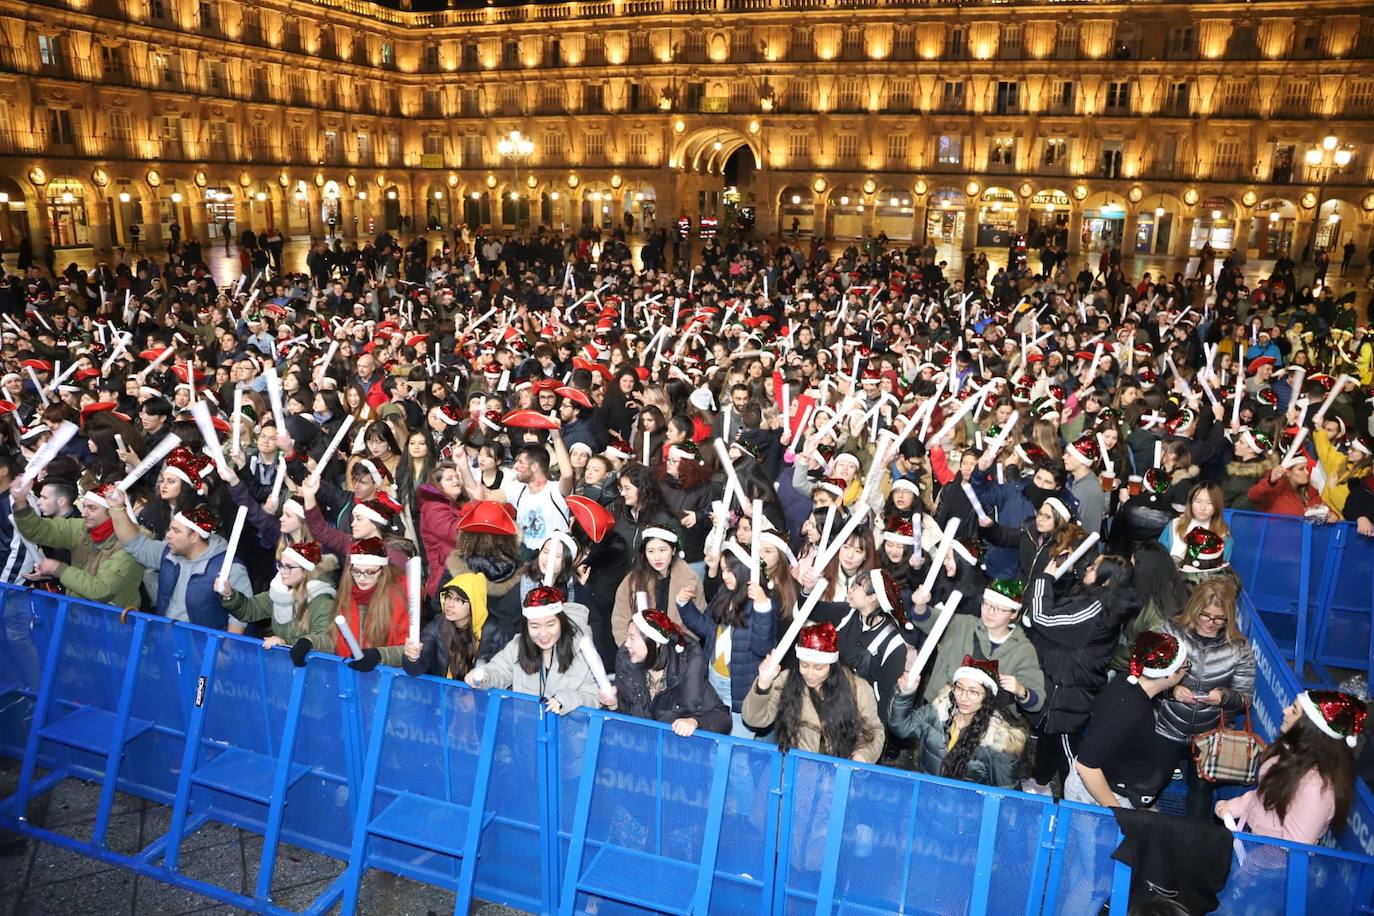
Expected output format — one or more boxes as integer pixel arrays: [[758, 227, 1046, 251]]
[[952, 683, 985, 699], [1197, 612, 1229, 626], [276, 563, 303, 572], [352, 567, 382, 579]]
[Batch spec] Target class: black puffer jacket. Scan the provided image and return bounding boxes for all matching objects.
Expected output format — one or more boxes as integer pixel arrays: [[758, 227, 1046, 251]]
[[1022, 571, 1137, 735], [659, 474, 716, 562], [613, 639, 731, 734]]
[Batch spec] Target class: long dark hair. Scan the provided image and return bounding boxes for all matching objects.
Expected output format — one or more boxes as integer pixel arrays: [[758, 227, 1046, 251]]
[[441, 591, 478, 679], [941, 683, 995, 780], [1075, 554, 1141, 624], [516, 610, 578, 675], [1131, 543, 1190, 621], [616, 462, 671, 523], [1258, 713, 1357, 833], [706, 555, 753, 630], [775, 663, 874, 760]]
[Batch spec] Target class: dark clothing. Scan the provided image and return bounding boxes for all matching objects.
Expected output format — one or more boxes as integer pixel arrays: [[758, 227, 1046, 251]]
[[1111, 809, 1234, 916], [612, 639, 731, 734], [1077, 677, 1165, 805]]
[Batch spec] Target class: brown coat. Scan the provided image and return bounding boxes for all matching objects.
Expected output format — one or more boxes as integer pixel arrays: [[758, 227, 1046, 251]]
[[741, 667, 885, 763], [610, 558, 705, 644]]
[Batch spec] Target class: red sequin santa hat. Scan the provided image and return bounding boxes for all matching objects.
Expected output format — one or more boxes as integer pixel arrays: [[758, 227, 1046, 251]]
[[355, 494, 402, 530], [882, 516, 916, 547], [282, 540, 323, 572], [164, 446, 213, 494], [523, 584, 566, 619], [951, 656, 1000, 695], [868, 568, 904, 617], [172, 504, 218, 539], [349, 537, 388, 568], [1298, 690, 1367, 748], [1181, 527, 1228, 572], [795, 622, 840, 664], [633, 608, 682, 648], [1127, 631, 1187, 685], [1064, 434, 1100, 469]]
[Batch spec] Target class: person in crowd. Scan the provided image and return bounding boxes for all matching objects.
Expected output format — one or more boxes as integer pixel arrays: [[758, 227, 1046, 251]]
[[1216, 690, 1365, 844], [611, 525, 704, 643], [607, 606, 732, 736], [1152, 578, 1256, 818], [1159, 483, 1233, 581], [1068, 631, 1191, 808], [1247, 457, 1336, 521], [743, 622, 885, 762], [403, 573, 488, 680], [215, 540, 337, 649], [887, 657, 1029, 788], [465, 584, 608, 715]]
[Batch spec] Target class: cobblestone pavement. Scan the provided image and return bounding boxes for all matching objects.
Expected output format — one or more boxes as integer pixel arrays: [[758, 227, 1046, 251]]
[[0, 760, 527, 916]]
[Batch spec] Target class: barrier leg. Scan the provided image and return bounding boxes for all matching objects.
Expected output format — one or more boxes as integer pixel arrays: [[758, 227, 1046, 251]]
[[968, 793, 1003, 916], [1109, 858, 1132, 914], [453, 693, 503, 916], [252, 664, 308, 901], [770, 754, 798, 916], [539, 709, 559, 916], [811, 766, 853, 915], [1296, 524, 1313, 680], [11, 599, 69, 823], [1308, 524, 1346, 687], [759, 748, 782, 913], [1023, 802, 1060, 916], [1036, 807, 1074, 913], [91, 617, 149, 848], [340, 670, 394, 916], [687, 741, 733, 913], [162, 633, 225, 874], [556, 715, 604, 916], [1286, 849, 1309, 915]]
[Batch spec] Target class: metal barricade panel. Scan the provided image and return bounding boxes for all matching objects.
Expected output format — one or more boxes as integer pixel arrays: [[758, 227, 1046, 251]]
[[0, 585, 47, 760], [1227, 512, 1308, 653], [474, 688, 545, 911]]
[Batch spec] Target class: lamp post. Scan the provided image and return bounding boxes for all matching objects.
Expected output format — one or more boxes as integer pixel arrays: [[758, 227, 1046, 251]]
[[496, 130, 534, 228], [1302, 134, 1354, 263]]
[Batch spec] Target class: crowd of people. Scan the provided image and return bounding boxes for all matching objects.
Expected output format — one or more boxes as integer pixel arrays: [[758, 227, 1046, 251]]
[[0, 221, 1368, 859]]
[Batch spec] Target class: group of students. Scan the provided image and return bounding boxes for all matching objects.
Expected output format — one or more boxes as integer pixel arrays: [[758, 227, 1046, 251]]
[[0, 223, 1369, 858]]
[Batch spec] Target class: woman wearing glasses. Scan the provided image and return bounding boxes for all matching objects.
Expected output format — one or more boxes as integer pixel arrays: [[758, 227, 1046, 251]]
[[1151, 578, 1256, 818], [215, 541, 338, 651]]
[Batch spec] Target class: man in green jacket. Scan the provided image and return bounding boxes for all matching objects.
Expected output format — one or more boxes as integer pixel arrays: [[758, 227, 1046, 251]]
[[9, 478, 143, 610]]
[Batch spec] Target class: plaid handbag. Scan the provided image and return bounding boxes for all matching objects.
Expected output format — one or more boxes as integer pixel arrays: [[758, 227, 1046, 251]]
[[1192, 702, 1266, 784]]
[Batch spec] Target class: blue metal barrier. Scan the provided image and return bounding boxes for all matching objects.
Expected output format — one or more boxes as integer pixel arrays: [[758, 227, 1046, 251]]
[[2, 581, 1373, 914], [1227, 510, 1374, 686]]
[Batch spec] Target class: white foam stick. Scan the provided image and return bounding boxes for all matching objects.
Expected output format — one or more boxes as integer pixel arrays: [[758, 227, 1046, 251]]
[[788, 403, 815, 453], [1153, 439, 1163, 469], [1088, 343, 1103, 377], [750, 500, 764, 585], [116, 433, 182, 492], [101, 332, 132, 373], [352, 423, 369, 456], [18, 421, 79, 487], [709, 499, 728, 557], [1281, 427, 1310, 467], [269, 455, 288, 506], [26, 367, 50, 406], [216, 505, 248, 585], [981, 410, 1020, 460], [722, 401, 733, 442], [904, 590, 965, 686], [812, 502, 871, 572], [642, 431, 652, 467], [961, 482, 990, 525], [817, 504, 838, 558], [1097, 434, 1114, 477], [311, 415, 355, 482], [189, 401, 231, 477], [1050, 531, 1101, 580], [713, 438, 748, 513], [773, 578, 829, 659], [1311, 374, 1353, 425], [230, 386, 244, 454], [50, 359, 81, 390], [928, 381, 998, 445], [1283, 367, 1306, 413], [115, 433, 128, 456], [315, 339, 340, 373], [919, 516, 963, 593], [813, 396, 854, 444], [781, 378, 791, 427], [1231, 344, 1246, 427], [138, 344, 176, 381], [334, 615, 365, 661], [264, 369, 288, 436], [406, 556, 422, 645], [579, 636, 613, 696]]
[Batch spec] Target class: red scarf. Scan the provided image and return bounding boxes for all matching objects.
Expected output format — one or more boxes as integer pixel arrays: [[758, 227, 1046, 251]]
[[335, 580, 409, 657], [89, 519, 116, 544]]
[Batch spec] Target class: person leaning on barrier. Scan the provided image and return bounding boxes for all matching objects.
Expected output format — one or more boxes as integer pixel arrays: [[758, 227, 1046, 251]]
[[8, 478, 143, 610], [403, 573, 490, 681], [886, 657, 1029, 789], [465, 584, 607, 716], [213, 540, 337, 652], [106, 487, 251, 631], [1216, 689, 1365, 845], [605, 607, 731, 738], [742, 622, 885, 763], [1066, 631, 1191, 809]]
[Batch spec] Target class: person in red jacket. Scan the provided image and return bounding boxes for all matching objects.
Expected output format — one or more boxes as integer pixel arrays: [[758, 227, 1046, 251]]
[[1247, 458, 1337, 521]]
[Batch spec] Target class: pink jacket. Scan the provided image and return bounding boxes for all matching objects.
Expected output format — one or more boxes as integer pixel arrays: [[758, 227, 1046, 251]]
[[1228, 757, 1336, 846], [417, 484, 465, 596]]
